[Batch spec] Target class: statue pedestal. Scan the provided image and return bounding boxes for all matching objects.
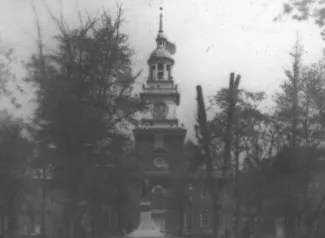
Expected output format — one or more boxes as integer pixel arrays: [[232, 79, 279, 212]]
[[127, 211, 165, 238]]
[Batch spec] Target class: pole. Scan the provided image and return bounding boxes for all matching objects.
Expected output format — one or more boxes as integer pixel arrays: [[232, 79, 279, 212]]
[[222, 73, 240, 238], [223, 73, 240, 176], [235, 119, 240, 238], [196, 85, 216, 236], [91, 168, 97, 238], [196, 86, 213, 184]]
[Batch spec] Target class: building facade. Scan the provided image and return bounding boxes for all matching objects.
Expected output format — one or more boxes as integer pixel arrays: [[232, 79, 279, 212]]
[[132, 9, 216, 238], [133, 8, 186, 236]]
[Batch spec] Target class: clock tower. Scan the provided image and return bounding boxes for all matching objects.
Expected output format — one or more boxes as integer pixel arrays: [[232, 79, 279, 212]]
[[133, 7, 187, 235]]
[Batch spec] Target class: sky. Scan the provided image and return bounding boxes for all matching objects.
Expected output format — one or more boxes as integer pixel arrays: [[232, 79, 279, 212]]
[[0, 0, 324, 138]]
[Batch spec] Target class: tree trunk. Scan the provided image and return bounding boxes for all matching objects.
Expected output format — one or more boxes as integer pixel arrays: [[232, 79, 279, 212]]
[[291, 36, 301, 149], [256, 183, 263, 238], [7, 195, 18, 238], [222, 73, 240, 238], [284, 184, 296, 238], [66, 198, 77, 238], [235, 123, 241, 238], [196, 86, 217, 237], [305, 193, 325, 238], [188, 194, 193, 236], [175, 179, 186, 237], [0, 214, 5, 238], [41, 168, 47, 237], [91, 195, 96, 238], [7, 214, 17, 238], [177, 194, 185, 237]]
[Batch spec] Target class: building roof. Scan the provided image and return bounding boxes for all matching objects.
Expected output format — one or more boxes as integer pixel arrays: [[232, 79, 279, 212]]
[[149, 48, 174, 63]]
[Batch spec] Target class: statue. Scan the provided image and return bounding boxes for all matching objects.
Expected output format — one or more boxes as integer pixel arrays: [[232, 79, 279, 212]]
[[126, 200, 165, 238]]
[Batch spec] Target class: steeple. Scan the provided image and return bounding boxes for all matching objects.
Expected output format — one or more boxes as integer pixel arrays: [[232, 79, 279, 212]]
[[132, 5, 186, 237], [156, 7, 166, 47], [138, 5, 182, 130], [159, 7, 163, 33], [147, 6, 176, 82]]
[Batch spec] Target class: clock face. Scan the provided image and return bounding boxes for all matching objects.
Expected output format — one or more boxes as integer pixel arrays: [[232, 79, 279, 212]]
[[152, 101, 168, 119], [153, 157, 167, 168]]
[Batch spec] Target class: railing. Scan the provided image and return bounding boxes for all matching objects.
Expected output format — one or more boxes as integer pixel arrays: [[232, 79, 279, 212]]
[[142, 87, 178, 93], [149, 76, 174, 81]]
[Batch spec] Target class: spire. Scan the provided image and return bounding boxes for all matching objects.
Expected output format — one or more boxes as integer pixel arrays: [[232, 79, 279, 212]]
[[157, 6, 165, 41], [159, 7, 163, 33], [151, 4, 176, 55]]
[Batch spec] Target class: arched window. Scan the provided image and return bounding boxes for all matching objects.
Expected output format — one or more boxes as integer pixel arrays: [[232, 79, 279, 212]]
[[166, 65, 171, 80], [152, 185, 164, 193], [157, 63, 164, 79], [183, 214, 190, 230], [154, 134, 164, 149], [201, 186, 210, 199], [200, 213, 211, 228], [150, 65, 155, 80]]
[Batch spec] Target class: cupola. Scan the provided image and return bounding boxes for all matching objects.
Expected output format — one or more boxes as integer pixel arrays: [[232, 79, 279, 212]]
[[148, 7, 176, 82]]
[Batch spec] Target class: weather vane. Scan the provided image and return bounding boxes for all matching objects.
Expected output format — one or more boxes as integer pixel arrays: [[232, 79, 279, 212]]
[[159, 3, 164, 33], [160, 0, 164, 11]]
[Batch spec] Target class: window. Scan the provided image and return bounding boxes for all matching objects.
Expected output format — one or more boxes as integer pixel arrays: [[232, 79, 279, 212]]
[[157, 63, 164, 79], [201, 186, 210, 199], [200, 214, 211, 228], [151, 65, 155, 80], [157, 72, 164, 78], [4, 217, 8, 230], [109, 212, 118, 227], [152, 185, 163, 193], [160, 220, 166, 233], [166, 65, 171, 80], [73, 45, 77, 54], [184, 214, 190, 229], [155, 219, 165, 233], [23, 224, 28, 234], [154, 135, 164, 149]]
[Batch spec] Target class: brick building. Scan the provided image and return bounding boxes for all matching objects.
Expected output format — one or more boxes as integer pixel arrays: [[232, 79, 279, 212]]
[[14, 169, 69, 238], [131, 8, 216, 238]]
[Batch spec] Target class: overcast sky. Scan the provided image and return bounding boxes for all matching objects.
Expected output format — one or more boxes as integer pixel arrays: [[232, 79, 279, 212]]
[[0, 0, 324, 138]]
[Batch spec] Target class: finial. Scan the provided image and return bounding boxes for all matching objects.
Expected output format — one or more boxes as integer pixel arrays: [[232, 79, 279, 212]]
[[159, 7, 163, 33]]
